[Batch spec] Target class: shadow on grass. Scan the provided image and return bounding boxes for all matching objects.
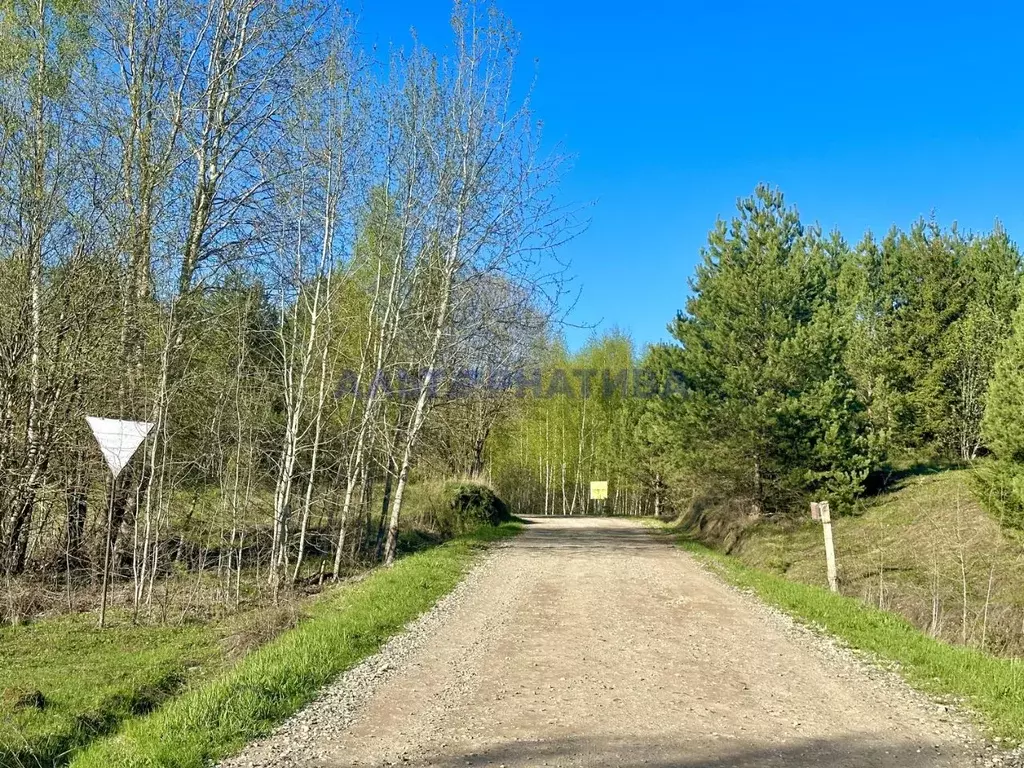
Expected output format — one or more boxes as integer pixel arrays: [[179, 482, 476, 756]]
[[862, 461, 964, 497], [396, 528, 447, 555], [2, 671, 189, 768]]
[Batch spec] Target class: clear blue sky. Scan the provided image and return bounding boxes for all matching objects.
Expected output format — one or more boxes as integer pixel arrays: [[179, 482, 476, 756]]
[[360, 1, 1024, 351]]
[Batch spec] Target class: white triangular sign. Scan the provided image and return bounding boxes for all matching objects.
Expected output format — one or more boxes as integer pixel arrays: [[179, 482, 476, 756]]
[[86, 417, 154, 478]]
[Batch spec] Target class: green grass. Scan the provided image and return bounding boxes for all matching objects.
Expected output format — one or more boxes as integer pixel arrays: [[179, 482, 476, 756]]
[[677, 534, 1024, 743], [0, 618, 220, 768], [65, 521, 520, 768], [718, 468, 1024, 654]]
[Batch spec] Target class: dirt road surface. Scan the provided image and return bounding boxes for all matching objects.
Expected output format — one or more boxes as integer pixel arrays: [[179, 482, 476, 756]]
[[224, 517, 985, 768]]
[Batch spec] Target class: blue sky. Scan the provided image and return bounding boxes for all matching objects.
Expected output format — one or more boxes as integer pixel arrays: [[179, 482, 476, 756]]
[[359, 1, 1024, 351]]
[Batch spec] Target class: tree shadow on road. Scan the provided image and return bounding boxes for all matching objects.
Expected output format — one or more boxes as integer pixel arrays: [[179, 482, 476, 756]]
[[515, 517, 668, 554], [331, 733, 972, 767]]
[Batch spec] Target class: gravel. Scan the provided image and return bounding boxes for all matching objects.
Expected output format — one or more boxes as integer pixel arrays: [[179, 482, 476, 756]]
[[217, 541, 518, 768], [692, 554, 1024, 767], [218, 517, 1023, 768]]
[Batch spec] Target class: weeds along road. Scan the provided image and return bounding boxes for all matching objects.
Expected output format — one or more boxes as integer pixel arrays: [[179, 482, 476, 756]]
[[223, 517, 979, 767]]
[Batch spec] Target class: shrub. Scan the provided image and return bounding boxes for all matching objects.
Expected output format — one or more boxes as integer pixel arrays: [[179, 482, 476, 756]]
[[972, 460, 1024, 530], [434, 482, 511, 535]]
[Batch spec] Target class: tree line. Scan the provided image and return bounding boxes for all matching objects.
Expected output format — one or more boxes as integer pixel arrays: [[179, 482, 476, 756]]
[[486, 333, 666, 516], [489, 185, 1024, 522], [0, 0, 575, 619]]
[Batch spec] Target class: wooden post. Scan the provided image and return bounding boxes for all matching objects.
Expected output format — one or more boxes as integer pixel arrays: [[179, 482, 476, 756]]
[[819, 500, 839, 593]]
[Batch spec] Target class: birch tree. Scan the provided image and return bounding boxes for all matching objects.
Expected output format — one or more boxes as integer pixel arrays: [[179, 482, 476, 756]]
[[381, 1, 572, 563]]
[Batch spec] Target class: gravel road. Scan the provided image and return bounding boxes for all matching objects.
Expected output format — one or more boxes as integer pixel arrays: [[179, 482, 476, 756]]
[[221, 516, 1006, 768]]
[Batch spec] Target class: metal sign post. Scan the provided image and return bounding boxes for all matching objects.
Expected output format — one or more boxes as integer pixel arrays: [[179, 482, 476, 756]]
[[590, 480, 608, 515], [87, 417, 154, 628]]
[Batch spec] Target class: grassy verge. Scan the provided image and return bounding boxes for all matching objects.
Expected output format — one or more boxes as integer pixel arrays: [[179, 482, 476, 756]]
[[716, 468, 1024, 654], [0, 618, 220, 768], [64, 521, 519, 768], [675, 533, 1024, 743]]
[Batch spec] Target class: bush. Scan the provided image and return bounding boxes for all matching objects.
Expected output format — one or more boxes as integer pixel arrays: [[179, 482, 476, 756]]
[[973, 459, 1024, 530], [434, 482, 511, 535]]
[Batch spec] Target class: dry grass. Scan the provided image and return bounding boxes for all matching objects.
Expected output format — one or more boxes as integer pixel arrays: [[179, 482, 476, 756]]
[[219, 602, 305, 661], [719, 469, 1024, 654]]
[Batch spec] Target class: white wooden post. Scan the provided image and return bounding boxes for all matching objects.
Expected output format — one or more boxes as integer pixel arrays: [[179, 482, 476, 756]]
[[819, 500, 839, 593]]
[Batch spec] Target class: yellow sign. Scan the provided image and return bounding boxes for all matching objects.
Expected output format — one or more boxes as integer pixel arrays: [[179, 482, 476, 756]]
[[589, 480, 608, 500]]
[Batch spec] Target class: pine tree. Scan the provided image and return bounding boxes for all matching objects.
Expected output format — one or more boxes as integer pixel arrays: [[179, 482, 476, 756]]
[[840, 222, 1020, 464], [979, 298, 1024, 526], [665, 185, 868, 514]]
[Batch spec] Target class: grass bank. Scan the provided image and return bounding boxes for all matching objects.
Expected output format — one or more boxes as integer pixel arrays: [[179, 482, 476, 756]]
[[686, 468, 1024, 654], [0, 618, 221, 768], [677, 534, 1024, 743], [1, 521, 518, 768]]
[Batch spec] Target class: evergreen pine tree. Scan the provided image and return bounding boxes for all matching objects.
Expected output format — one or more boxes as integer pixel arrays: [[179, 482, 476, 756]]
[[979, 298, 1024, 526], [666, 185, 868, 514]]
